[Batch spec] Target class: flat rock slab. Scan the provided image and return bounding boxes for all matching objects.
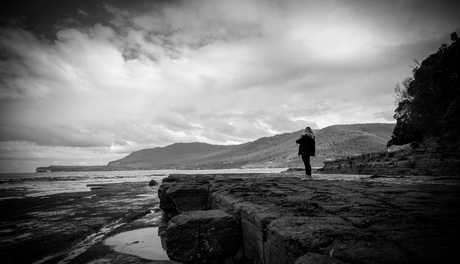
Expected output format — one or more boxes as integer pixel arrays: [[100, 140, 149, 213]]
[[160, 174, 460, 264]]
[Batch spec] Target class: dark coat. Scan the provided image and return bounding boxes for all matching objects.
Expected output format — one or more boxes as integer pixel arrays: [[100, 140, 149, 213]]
[[296, 134, 315, 156]]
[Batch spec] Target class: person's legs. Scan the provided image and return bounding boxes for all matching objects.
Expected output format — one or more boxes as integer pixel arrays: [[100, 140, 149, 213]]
[[301, 155, 312, 178]]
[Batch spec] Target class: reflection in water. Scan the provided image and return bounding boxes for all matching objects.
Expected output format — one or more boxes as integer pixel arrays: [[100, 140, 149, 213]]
[[104, 227, 169, 260]]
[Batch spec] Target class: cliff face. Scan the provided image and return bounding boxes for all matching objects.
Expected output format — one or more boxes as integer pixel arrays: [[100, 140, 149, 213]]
[[158, 174, 460, 264]]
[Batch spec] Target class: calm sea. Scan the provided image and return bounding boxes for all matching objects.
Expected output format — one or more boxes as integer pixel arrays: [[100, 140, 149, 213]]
[[0, 168, 287, 200]]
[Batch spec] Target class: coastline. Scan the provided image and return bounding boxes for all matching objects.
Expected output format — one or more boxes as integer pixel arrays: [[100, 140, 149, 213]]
[[1, 169, 283, 264], [3, 169, 459, 263], [0, 181, 174, 264]]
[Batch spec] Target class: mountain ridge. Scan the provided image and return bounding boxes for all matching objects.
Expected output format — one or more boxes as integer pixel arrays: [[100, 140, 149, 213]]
[[107, 123, 395, 169]]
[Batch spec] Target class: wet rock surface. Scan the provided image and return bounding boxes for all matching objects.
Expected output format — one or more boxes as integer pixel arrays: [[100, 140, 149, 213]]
[[0, 181, 177, 264], [159, 173, 460, 263]]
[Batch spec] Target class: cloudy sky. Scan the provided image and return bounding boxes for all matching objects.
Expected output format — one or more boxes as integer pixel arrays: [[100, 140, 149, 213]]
[[1, 0, 459, 172]]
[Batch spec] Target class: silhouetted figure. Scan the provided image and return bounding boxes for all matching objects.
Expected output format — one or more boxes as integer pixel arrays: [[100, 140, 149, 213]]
[[451, 32, 458, 41], [296, 127, 316, 180]]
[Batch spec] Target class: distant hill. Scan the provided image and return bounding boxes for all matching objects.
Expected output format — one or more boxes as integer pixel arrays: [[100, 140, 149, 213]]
[[107, 123, 395, 169]]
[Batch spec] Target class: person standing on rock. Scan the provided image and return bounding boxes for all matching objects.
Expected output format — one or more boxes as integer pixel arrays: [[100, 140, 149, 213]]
[[296, 127, 316, 180]]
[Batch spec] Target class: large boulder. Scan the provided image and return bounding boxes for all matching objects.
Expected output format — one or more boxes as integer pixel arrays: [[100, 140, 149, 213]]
[[167, 183, 210, 212], [159, 181, 210, 220], [165, 210, 241, 263], [149, 179, 158, 186]]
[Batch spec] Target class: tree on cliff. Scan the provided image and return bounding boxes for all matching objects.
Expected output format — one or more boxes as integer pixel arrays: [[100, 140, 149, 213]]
[[388, 34, 460, 148]]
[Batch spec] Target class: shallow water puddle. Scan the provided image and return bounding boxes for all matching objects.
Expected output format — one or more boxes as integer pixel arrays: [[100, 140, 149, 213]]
[[104, 227, 169, 260]]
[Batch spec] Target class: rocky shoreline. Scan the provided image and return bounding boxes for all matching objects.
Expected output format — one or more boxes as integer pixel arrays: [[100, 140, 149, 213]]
[[3, 171, 459, 263], [158, 172, 460, 263], [320, 147, 460, 176], [0, 181, 176, 264]]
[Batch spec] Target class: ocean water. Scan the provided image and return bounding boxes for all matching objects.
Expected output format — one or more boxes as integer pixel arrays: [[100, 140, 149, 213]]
[[0, 168, 287, 200]]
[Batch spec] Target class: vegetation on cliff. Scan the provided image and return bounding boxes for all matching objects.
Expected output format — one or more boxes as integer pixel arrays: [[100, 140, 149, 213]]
[[389, 36, 460, 147]]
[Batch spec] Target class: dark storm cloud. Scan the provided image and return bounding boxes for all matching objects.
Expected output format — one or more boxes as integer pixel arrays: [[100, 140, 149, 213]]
[[1, 0, 460, 172], [1, 0, 179, 39]]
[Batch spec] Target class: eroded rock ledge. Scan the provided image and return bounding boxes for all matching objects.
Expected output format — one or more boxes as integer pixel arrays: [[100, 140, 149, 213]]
[[158, 173, 460, 263], [320, 147, 460, 176]]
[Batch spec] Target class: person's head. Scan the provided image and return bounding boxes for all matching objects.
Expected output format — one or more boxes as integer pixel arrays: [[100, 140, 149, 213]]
[[304, 126, 315, 138]]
